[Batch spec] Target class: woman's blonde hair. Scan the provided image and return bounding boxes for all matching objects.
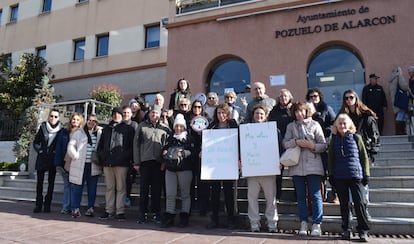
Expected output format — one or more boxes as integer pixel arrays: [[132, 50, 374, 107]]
[[332, 113, 356, 135], [67, 112, 84, 133]]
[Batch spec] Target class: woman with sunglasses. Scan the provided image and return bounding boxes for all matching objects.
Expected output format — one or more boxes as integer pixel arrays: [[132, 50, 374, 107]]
[[67, 114, 103, 218], [339, 90, 380, 163], [54, 112, 84, 214], [188, 100, 210, 215], [33, 109, 64, 213], [204, 92, 219, 121]]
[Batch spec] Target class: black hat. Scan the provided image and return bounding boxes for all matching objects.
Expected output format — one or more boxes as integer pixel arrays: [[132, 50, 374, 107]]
[[111, 107, 123, 116], [369, 73, 380, 79]]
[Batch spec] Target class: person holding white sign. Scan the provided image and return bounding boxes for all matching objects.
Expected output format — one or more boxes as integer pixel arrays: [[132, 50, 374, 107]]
[[241, 105, 281, 233], [204, 103, 238, 229], [283, 102, 326, 237]]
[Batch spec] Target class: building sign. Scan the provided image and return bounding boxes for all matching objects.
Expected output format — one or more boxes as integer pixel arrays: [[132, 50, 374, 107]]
[[275, 6, 396, 39]]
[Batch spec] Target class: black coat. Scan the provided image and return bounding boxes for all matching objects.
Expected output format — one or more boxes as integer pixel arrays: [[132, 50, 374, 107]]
[[33, 121, 63, 171]]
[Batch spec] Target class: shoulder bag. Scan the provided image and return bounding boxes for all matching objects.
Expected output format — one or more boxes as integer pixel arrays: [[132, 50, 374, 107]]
[[280, 125, 301, 167]]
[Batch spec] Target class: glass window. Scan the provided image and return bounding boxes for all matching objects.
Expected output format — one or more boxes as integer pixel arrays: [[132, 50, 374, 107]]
[[36, 46, 46, 59], [78, 0, 89, 2], [0, 10, 3, 25], [207, 57, 251, 97], [42, 0, 52, 13], [145, 25, 160, 48], [307, 46, 365, 113], [1, 53, 12, 70], [73, 39, 85, 61], [96, 34, 109, 57], [10, 5, 18, 22]]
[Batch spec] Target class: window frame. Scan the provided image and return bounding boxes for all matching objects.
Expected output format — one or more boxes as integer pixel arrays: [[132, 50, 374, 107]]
[[10, 4, 19, 23], [36, 46, 47, 59], [145, 24, 160, 49], [96, 33, 109, 57], [42, 0, 52, 13], [73, 38, 86, 61]]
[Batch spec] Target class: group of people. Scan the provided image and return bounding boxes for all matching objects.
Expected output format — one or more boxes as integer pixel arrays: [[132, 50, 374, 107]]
[[33, 74, 390, 242]]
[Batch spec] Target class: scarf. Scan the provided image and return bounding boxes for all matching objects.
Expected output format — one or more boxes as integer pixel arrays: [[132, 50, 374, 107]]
[[46, 122, 62, 146], [296, 118, 312, 139], [173, 131, 187, 141]]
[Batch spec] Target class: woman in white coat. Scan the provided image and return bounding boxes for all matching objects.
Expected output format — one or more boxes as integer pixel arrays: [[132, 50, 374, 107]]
[[67, 114, 102, 218]]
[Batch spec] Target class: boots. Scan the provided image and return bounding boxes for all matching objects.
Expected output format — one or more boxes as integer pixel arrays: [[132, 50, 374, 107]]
[[33, 196, 43, 213], [161, 213, 175, 228], [178, 212, 189, 228]]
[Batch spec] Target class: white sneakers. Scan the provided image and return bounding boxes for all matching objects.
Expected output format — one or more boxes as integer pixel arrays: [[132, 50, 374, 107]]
[[299, 221, 308, 235], [310, 224, 321, 236], [250, 222, 260, 232], [299, 221, 322, 236]]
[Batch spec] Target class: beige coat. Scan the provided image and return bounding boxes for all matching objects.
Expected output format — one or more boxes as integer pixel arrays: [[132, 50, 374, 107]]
[[67, 128, 102, 185], [283, 119, 326, 177]]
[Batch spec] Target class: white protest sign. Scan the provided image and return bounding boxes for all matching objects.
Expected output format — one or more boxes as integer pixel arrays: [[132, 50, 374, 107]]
[[239, 121, 280, 177], [201, 128, 239, 180]]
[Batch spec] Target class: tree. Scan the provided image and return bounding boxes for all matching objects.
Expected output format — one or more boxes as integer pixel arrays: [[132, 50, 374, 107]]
[[0, 53, 53, 116], [14, 76, 56, 163], [90, 84, 123, 120]]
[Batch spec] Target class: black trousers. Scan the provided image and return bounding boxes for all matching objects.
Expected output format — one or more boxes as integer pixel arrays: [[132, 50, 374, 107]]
[[335, 179, 370, 233], [208, 180, 235, 222], [35, 167, 57, 209], [139, 161, 163, 215]]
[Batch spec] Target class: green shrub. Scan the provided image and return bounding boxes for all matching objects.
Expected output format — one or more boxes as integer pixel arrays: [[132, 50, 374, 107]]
[[0, 162, 20, 171]]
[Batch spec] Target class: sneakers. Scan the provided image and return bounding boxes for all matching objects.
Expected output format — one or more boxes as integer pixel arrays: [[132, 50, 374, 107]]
[[151, 213, 161, 224], [85, 207, 94, 217], [310, 224, 321, 236], [137, 213, 148, 224], [60, 209, 71, 215], [72, 208, 81, 218], [124, 197, 131, 208], [268, 222, 278, 233], [341, 230, 351, 240], [299, 221, 308, 236], [359, 231, 369, 242], [99, 212, 114, 220], [250, 222, 260, 232], [115, 214, 126, 221]]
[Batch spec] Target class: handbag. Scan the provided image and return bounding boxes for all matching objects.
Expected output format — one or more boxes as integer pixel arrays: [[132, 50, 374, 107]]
[[280, 124, 301, 167], [163, 146, 184, 171], [394, 83, 409, 111], [280, 146, 301, 166]]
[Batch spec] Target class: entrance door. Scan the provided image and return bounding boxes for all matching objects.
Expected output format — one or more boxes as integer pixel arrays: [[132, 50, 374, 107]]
[[307, 46, 365, 113]]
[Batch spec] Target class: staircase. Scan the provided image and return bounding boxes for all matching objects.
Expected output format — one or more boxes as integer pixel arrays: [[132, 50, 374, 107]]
[[0, 135, 413, 235], [236, 135, 414, 235]]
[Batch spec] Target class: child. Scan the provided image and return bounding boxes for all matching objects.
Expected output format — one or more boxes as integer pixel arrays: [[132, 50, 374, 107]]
[[328, 113, 370, 242]]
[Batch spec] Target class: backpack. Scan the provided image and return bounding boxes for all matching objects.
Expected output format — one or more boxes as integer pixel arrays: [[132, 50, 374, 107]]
[[357, 114, 380, 154]]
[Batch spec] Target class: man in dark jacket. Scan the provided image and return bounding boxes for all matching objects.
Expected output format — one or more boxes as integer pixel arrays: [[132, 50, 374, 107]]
[[362, 74, 387, 133], [98, 107, 135, 220], [33, 109, 63, 213], [133, 105, 170, 224]]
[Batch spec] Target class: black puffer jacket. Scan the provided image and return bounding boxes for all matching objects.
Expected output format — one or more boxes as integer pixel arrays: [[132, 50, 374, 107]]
[[97, 120, 135, 167], [163, 133, 197, 172]]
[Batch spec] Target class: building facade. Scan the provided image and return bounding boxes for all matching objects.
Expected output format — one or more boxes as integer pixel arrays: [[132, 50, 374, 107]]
[[166, 0, 414, 135], [0, 0, 169, 103]]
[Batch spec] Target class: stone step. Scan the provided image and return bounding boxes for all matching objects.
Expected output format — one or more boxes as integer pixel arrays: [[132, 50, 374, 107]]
[[373, 157, 414, 166], [370, 166, 414, 177], [236, 200, 414, 218], [369, 188, 414, 202], [379, 142, 414, 151], [379, 135, 414, 144], [369, 176, 414, 188], [377, 150, 414, 158]]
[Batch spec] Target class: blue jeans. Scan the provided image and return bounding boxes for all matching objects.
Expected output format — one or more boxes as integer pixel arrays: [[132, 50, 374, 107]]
[[57, 167, 71, 210], [292, 175, 323, 224], [71, 163, 99, 209]]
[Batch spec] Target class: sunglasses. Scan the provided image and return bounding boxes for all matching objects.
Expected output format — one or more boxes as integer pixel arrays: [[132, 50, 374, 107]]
[[208, 97, 215, 100], [309, 94, 319, 98], [49, 115, 59, 118], [193, 106, 202, 109], [87, 119, 97, 123], [345, 95, 355, 100]]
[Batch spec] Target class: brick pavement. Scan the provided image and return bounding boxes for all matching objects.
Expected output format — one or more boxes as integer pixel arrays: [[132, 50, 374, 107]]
[[0, 199, 412, 244]]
